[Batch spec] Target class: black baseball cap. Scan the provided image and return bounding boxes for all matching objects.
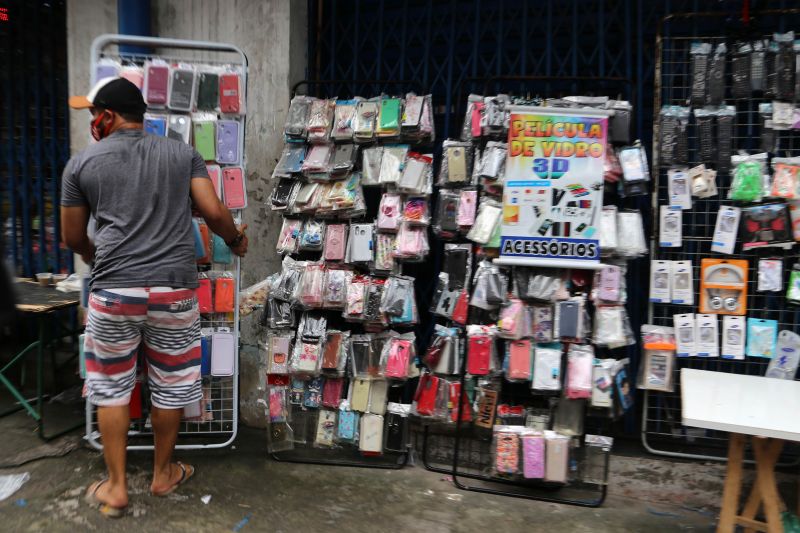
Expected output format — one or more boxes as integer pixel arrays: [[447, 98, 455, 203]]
[[69, 76, 147, 115]]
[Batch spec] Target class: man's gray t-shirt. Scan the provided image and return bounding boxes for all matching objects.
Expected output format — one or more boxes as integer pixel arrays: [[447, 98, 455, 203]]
[[61, 129, 209, 290]]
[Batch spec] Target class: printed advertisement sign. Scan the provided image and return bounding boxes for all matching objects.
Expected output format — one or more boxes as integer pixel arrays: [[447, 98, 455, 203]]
[[499, 106, 609, 268]]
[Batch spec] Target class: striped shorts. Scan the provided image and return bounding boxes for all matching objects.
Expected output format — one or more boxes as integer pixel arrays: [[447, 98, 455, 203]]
[[84, 287, 202, 409]]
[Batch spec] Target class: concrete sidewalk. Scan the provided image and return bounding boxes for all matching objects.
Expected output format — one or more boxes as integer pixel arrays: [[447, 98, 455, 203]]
[[0, 407, 717, 533]]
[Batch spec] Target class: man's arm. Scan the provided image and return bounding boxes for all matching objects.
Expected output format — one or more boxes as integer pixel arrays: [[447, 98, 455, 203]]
[[61, 205, 95, 263], [190, 177, 248, 256]]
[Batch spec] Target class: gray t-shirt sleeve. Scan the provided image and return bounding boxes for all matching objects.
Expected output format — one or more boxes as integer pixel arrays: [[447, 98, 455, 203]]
[[61, 156, 88, 206], [191, 150, 210, 179]]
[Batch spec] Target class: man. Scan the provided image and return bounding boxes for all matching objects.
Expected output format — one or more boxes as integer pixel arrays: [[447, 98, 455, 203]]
[[61, 77, 247, 518]]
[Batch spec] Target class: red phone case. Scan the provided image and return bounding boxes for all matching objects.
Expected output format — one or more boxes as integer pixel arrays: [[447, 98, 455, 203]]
[[448, 382, 471, 422], [414, 374, 440, 416], [197, 223, 211, 264], [508, 340, 532, 380], [222, 167, 246, 209], [467, 336, 491, 375], [197, 279, 213, 313], [219, 73, 241, 114], [214, 277, 235, 312], [322, 377, 344, 408], [145, 65, 169, 105], [451, 289, 469, 325]]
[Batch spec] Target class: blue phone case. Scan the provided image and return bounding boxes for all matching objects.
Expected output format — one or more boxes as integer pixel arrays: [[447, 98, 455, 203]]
[[144, 117, 167, 136], [212, 234, 233, 264], [200, 336, 211, 376]]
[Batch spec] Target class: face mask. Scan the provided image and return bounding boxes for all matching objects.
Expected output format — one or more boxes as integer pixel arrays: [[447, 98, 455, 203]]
[[90, 112, 111, 141]]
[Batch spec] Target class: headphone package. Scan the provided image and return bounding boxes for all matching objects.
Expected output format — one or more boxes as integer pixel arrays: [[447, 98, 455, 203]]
[[699, 258, 748, 315], [740, 203, 793, 251], [695, 314, 719, 358], [721, 316, 746, 360]]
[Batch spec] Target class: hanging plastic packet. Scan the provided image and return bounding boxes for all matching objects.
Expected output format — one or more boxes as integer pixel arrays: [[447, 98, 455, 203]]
[[751, 39, 767, 92], [599, 206, 618, 255], [382, 335, 416, 380], [566, 344, 594, 400], [732, 42, 752, 99], [593, 306, 631, 349], [434, 189, 461, 238], [323, 268, 348, 309], [690, 42, 712, 106], [729, 153, 768, 202], [716, 107, 735, 175], [497, 297, 527, 340], [617, 144, 650, 197], [689, 164, 718, 198], [461, 94, 483, 141], [379, 144, 409, 185], [272, 144, 307, 179], [353, 99, 379, 142], [343, 275, 369, 320], [403, 197, 429, 227], [264, 297, 295, 329], [298, 262, 325, 309], [774, 32, 796, 101], [284, 95, 313, 140], [394, 222, 429, 261], [361, 146, 384, 187], [332, 99, 358, 141], [658, 106, 689, 167], [397, 152, 432, 195], [746, 318, 778, 358], [765, 330, 800, 380], [479, 141, 507, 180], [377, 193, 403, 233], [771, 157, 800, 199], [306, 98, 335, 143], [299, 219, 325, 252], [380, 275, 415, 318], [693, 108, 716, 165], [707, 43, 727, 105], [373, 233, 396, 272], [466, 199, 502, 244], [607, 100, 633, 144], [758, 258, 783, 292], [330, 143, 357, 175], [439, 140, 474, 187], [637, 324, 676, 392], [532, 343, 563, 392], [615, 210, 648, 258]]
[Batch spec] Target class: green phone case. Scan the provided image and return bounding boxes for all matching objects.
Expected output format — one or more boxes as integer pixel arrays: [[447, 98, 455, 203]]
[[194, 122, 216, 161], [197, 73, 219, 111], [212, 233, 233, 264], [379, 98, 401, 130]]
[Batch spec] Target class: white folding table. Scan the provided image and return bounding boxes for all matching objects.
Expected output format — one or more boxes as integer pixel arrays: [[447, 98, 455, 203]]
[[681, 368, 800, 533]]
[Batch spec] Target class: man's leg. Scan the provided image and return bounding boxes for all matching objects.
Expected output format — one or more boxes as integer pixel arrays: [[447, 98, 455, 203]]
[[150, 406, 183, 493], [84, 289, 148, 509], [96, 405, 131, 507], [144, 287, 202, 494]]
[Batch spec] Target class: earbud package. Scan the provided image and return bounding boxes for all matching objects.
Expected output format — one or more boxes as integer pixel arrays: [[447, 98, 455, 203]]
[[670, 260, 694, 305], [711, 206, 741, 255], [765, 330, 800, 379], [721, 316, 746, 360], [659, 206, 682, 248], [695, 314, 719, 358], [667, 168, 692, 209], [649, 260, 672, 303], [673, 313, 696, 357]]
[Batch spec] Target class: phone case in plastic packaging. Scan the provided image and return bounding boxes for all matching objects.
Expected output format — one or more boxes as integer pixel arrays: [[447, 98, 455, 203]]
[[272, 144, 307, 179], [381, 336, 416, 380], [456, 189, 478, 227], [403, 197, 430, 227], [353, 99, 379, 142], [298, 263, 325, 309], [299, 219, 325, 252], [343, 275, 369, 321], [598, 206, 619, 256], [330, 143, 357, 175], [565, 345, 593, 400], [615, 210, 648, 258], [276, 218, 302, 255], [532, 343, 563, 391], [265, 298, 295, 329], [384, 403, 411, 452], [377, 144, 409, 185], [323, 268, 348, 309], [373, 233, 396, 272], [773, 32, 796, 101], [394, 223, 429, 262], [461, 94, 483, 141], [493, 426, 521, 476], [593, 306, 628, 348], [302, 143, 333, 175], [307, 98, 335, 143], [439, 140, 474, 187], [398, 152, 433, 195], [617, 145, 651, 197], [285, 96, 313, 140], [466, 200, 502, 245], [361, 146, 384, 187], [377, 193, 403, 233], [497, 298, 527, 340], [166, 64, 197, 113], [332, 99, 359, 141], [434, 189, 461, 238], [479, 141, 507, 180]]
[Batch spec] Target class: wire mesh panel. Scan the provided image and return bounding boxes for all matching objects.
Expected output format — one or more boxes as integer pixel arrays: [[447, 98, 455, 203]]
[[645, 11, 800, 460], [84, 35, 246, 451]]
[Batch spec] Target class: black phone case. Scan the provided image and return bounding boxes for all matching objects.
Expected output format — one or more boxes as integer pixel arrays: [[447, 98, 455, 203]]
[[384, 413, 407, 452], [197, 73, 219, 110], [444, 249, 469, 290]]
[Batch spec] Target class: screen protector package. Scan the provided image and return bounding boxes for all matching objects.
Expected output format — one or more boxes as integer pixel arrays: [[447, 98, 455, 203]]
[[616, 210, 648, 258], [617, 145, 651, 197]]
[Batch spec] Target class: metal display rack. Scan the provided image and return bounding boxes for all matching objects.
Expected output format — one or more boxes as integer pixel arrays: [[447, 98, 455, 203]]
[[267, 79, 430, 469], [84, 34, 246, 451], [644, 10, 800, 462]]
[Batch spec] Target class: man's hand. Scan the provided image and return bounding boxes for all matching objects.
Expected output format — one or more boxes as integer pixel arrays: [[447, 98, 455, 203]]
[[229, 224, 249, 257]]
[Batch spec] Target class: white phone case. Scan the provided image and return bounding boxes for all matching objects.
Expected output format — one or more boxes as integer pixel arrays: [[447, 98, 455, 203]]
[[367, 379, 389, 415], [359, 413, 384, 453], [210, 332, 235, 376]]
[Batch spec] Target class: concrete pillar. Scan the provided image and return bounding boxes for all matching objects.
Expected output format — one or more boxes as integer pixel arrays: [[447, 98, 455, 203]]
[[66, 0, 308, 428]]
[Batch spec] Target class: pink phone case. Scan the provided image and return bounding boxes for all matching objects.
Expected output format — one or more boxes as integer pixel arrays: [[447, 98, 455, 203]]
[[508, 340, 532, 380], [222, 167, 246, 209], [522, 435, 545, 479], [206, 165, 222, 199], [599, 265, 621, 301], [457, 190, 478, 226], [210, 332, 235, 376], [324, 224, 348, 261], [385, 339, 412, 378], [467, 336, 491, 375]]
